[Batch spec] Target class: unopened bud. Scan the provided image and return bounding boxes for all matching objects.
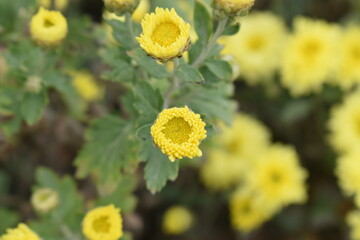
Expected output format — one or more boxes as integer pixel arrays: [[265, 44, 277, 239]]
[[31, 188, 59, 213], [25, 76, 42, 93], [212, 0, 255, 18], [104, 0, 140, 15]]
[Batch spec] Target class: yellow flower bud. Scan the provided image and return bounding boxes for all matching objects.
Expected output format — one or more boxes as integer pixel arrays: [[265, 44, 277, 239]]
[[104, 0, 140, 15], [162, 206, 193, 235], [25, 76, 42, 93], [30, 7, 68, 46], [212, 0, 255, 17], [31, 188, 59, 213], [37, 0, 69, 11], [0, 224, 41, 240]]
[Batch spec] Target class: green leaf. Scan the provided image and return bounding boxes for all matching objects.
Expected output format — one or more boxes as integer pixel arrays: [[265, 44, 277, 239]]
[[96, 174, 137, 213], [0, 208, 19, 233], [133, 81, 163, 125], [175, 63, 205, 84], [178, 83, 236, 125], [128, 48, 168, 79], [189, 40, 204, 64], [35, 167, 83, 222], [20, 90, 47, 125], [194, 1, 212, 44], [107, 19, 137, 50], [223, 23, 240, 36], [138, 125, 179, 194], [75, 115, 134, 183], [204, 59, 232, 80]]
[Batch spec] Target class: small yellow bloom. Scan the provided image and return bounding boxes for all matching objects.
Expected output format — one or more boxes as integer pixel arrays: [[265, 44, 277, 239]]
[[136, 8, 191, 62], [162, 206, 193, 235], [31, 187, 59, 213], [0, 223, 41, 240], [245, 144, 307, 212], [38, 0, 68, 11], [335, 26, 360, 90], [213, 0, 255, 17], [71, 71, 103, 102], [280, 17, 340, 96], [328, 91, 360, 154], [25, 76, 42, 93], [219, 12, 287, 85], [82, 205, 123, 240], [336, 150, 360, 201], [201, 113, 270, 191], [30, 7, 68, 46], [151, 106, 207, 162], [104, 0, 139, 15], [230, 189, 272, 233], [131, 0, 149, 22], [347, 210, 360, 240]]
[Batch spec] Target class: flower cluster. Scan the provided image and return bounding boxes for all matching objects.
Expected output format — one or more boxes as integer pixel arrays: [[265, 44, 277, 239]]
[[201, 113, 307, 233]]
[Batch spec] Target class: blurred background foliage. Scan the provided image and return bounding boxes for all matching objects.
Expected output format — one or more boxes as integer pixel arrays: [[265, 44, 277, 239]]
[[1, 0, 360, 239]]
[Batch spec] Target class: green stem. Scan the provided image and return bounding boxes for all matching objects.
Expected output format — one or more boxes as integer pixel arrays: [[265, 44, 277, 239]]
[[192, 17, 229, 67], [163, 58, 180, 108], [125, 12, 136, 45]]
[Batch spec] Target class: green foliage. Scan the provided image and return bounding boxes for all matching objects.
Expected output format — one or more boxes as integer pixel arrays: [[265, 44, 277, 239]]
[[75, 115, 135, 183], [175, 63, 205, 84], [0, 208, 19, 233], [20, 91, 48, 125], [194, 1, 213, 45]]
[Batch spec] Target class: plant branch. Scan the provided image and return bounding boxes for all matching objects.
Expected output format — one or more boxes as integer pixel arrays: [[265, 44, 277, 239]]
[[163, 58, 180, 108], [192, 17, 229, 68]]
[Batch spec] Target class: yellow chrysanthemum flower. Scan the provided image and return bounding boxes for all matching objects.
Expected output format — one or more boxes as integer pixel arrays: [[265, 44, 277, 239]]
[[230, 189, 273, 233], [104, 0, 139, 15], [246, 144, 307, 212], [151, 106, 207, 162], [38, 0, 68, 11], [347, 210, 360, 240], [162, 206, 193, 235], [31, 187, 59, 213], [30, 7, 68, 46], [280, 17, 340, 96], [0, 223, 41, 240], [212, 0, 255, 17], [136, 8, 191, 62], [71, 71, 103, 102], [201, 113, 270, 190], [335, 26, 360, 90], [328, 91, 360, 154], [82, 205, 123, 240], [336, 150, 360, 201], [219, 12, 287, 85]]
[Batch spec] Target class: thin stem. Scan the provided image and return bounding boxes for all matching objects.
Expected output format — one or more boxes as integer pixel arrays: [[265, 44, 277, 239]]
[[163, 58, 180, 108], [192, 17, 229, 67], [125, 12, 137, 45]]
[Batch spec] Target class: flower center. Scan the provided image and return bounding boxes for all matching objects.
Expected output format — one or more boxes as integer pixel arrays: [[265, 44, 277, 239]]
[[301, 39, 321, 59], [269, 169, 283, 184], [162, 117, 192, 144], [92, 216, 111, 233], [351, 45, 360, 62], [227, 139, 242, 154], [248, 36, 265, 51], [151, 22, 180, 47], [43, 18, 55, 28]]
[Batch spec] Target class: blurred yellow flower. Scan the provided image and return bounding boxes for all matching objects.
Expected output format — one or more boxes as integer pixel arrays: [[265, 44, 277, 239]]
[[219, 12, 286, 85], [104, 0, 139, 15], [245, 144, 307, 212], [31, 187, 59, 213], [230, 189, 272, 233], [201, 113, 270, 190], [280, 17, 340, 96], [38, 0, 68, 11], [30, 7, 68, 46], [82, 205, 123, 240], [0, 224, 41, 240], [71, 71, 103, 102], [336, 150, 360, 201], [328, 91, 360, 154], [347, 210, 360, 240], [136, 8, 191, 62], [335, 26, 360, 90], [162, 206, 193, 235], [131, 0, 149, 22], [213, 0, 255, 17], [151, 106, 207, 162]]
